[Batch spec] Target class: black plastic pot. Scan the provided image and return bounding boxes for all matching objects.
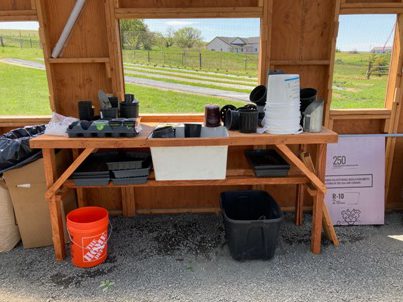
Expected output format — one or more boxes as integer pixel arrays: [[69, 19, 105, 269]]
[[239, 109, 258, 133], [300, 88, 317, 112], [120, 102, 139, 118], [184, 123, 202, 137], [78, 100, 94, 121], [152, 126, 175, 138], [225, 109, 240, 130], [100, 108, 118, 120], [108, 96, 119, 108], [249, 85, 267, 106], [124, 94, 135, 103]]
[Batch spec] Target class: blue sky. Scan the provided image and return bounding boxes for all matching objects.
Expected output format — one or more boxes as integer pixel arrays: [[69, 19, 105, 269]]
[[0, 14, 396, 51]]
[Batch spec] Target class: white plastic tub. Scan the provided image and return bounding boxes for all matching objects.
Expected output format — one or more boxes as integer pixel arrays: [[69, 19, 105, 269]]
[[149, 126, 229, 181]]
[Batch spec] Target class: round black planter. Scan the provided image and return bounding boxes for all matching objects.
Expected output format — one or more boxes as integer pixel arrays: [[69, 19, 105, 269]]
[[249, 85, 267, 106]]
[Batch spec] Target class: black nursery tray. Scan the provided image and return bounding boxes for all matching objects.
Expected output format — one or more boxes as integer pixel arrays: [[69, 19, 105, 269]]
[[67, 120, 138, 138], [245, 149, 290, 177]]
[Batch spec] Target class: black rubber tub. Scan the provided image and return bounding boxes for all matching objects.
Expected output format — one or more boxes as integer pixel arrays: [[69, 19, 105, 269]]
[[220, 190, 283, 261]]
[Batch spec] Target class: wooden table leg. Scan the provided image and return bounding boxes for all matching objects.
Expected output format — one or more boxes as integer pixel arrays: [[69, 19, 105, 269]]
[[72, 149, 87, 208], [121, 187, 136, 217], [43, 149, 66, 261], [295, 184, 305, 225], [311, 144, 326, 254]]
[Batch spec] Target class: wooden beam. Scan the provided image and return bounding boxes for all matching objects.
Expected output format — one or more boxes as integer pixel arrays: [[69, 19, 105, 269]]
[[341, 8, 403, 14], [46, 148, 95, 199], [271, 60, 330, 66], [0, 10, 37, 21], [115, 7, 263, 19], [324, 0, 341, 128], [105, 0, 125, 100], [310, 144, 326, 254], [48, 57, 110, 64], [35, 0, 56, 112], [330, 109, 391, 120], [42, 149, 65, 260], [275, 144, 327, 193], [72, 149, 87, 208], [64, 175, 309, 189], [258, 0, 272, 85], [121, 187, 136, 217]]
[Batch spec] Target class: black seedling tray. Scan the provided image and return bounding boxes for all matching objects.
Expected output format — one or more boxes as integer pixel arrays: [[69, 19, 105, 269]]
[[67, 120, 138, 138], [106, 151, 151, 170], [71, 173, 110, 179], [73, 177, 110, 186], [111, 177, 148, 185], [111, 167, 150, 179], [254, 169, 289, 177], [245, 149, 290, 170]]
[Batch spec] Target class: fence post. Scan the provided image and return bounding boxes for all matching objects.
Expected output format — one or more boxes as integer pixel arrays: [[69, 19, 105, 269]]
[[163, 51, 165, 65], [199, 52, 202, 69], [0, 36, 3, 47], [147, 51, 150, 63], [244, 54, 248, 72], [182, 52, 185, 66]]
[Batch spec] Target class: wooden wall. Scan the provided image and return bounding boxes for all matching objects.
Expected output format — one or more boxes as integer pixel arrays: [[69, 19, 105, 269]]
[[1, 0, 403, 212]]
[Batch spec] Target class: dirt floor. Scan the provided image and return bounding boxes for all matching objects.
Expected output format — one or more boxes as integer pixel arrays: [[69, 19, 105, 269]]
[[0, 212, 402, 302]]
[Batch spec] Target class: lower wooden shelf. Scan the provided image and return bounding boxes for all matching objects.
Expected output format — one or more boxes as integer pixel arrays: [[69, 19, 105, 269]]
[[64, 174, 308, 189]]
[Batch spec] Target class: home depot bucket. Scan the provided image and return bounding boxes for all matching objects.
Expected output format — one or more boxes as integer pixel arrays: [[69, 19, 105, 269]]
[[66, 207, 109, 268]]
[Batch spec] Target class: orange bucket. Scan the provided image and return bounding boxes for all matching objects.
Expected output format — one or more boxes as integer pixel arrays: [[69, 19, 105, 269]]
[[66, 207, 109, 268]]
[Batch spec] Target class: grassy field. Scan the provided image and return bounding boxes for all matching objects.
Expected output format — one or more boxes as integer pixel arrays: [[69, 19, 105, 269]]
[[332, 51, 390, 108], [0, 62, 51, 115], [0, 62, 243, 115]]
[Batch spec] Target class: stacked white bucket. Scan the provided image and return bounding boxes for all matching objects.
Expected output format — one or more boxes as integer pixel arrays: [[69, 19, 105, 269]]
[[262, 74, 302, 134]]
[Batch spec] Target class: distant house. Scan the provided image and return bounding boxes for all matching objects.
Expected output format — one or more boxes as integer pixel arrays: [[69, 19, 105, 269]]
[[207, 36, 260, 53], [370, 46, 392, 54]]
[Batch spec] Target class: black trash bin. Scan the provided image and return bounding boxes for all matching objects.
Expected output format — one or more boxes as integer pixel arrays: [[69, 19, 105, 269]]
[[220, 190, 283, 261]]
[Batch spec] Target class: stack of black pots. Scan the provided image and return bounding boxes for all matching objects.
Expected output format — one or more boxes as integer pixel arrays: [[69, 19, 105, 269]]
[[77, 93, 139, 121], [220, 85, 267, 133]]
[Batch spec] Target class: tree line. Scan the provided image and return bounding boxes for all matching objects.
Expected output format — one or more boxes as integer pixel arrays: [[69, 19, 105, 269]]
[[120, 19, 204, 50]]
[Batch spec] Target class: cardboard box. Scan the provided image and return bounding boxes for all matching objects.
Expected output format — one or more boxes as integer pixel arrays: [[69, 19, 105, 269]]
[[3, 151, 77, 249], [0, 179, 20, 252]]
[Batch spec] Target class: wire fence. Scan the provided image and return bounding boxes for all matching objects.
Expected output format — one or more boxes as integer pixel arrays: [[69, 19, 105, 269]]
[[122, 49, 259, 75], [0, 35, 41, 48]]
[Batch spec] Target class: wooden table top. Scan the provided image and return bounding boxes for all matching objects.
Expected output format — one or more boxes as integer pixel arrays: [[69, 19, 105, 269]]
[[30, 124, 338, 149]]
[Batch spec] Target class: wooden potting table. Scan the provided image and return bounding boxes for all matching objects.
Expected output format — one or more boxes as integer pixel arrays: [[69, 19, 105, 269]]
[[30, 124, 339, 261]]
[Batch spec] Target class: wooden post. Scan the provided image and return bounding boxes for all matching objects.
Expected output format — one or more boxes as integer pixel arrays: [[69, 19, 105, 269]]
[[72, 149, 87, 208], [121, 187, 136, 217], [311, 144, 326, 254], [199, 52, 202, 69], [42, 149, 66, 261]]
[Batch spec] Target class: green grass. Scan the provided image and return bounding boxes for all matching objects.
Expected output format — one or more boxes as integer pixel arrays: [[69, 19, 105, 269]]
[[126, 83, 244, 113], [125, 72, 251, 93], [124, 66, 256, 86], [331, 51, 389, 109], [0, 61, 243, 115], [0, 46, 44, 61], [125, 63, 257, 81], [0, 62, 51, 115]]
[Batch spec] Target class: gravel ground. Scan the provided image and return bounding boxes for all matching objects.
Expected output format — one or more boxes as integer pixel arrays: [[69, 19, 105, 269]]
[[1, 212, 403, 302]]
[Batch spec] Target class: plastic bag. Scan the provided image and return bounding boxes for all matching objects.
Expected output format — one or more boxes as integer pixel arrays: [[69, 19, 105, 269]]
[[44, 112, 78, 137], [0, 125, 45, 174]]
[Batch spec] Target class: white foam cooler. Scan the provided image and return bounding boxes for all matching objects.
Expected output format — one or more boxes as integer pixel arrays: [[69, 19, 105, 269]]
[[149, 126, 229, 181]]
